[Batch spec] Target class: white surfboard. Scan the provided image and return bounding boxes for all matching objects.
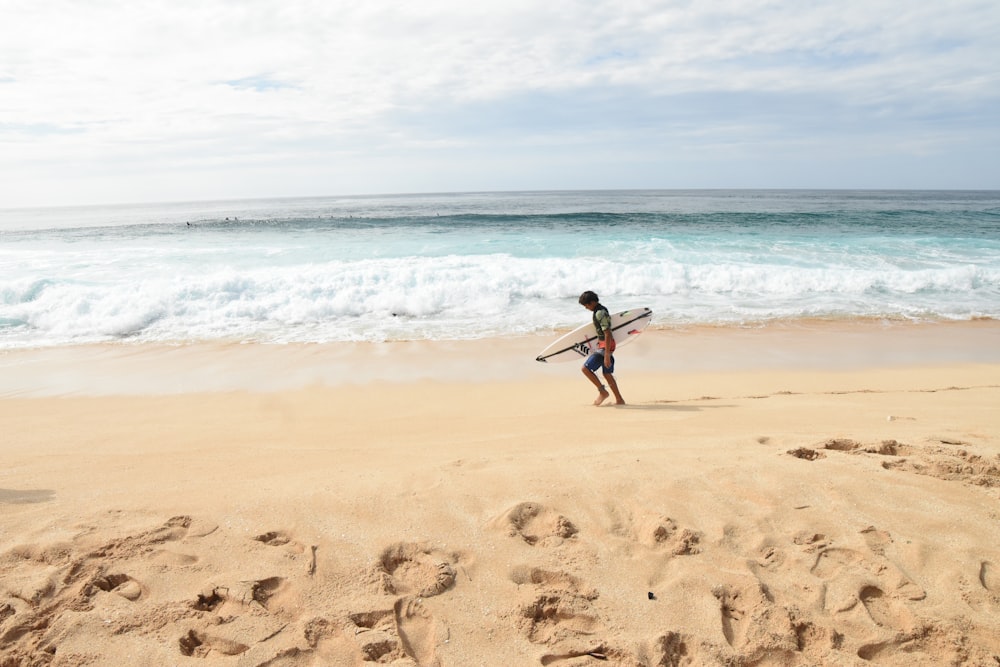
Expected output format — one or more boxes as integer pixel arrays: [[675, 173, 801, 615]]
[[535, 307, 653, 363]]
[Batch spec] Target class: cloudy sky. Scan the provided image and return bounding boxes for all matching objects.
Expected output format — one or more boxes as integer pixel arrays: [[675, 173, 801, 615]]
[[2, 0, 998, 207]]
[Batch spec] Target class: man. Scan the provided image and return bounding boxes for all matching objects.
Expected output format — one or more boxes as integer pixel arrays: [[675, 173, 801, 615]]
[[578, 291, 625, 406]]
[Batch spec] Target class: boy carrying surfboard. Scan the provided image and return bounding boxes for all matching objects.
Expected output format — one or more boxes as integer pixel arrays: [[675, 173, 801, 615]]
[[578, 291, 625, 406]]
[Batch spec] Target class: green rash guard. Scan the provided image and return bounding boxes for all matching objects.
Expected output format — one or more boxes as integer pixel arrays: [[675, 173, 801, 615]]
[[592, 304, 613, 348]]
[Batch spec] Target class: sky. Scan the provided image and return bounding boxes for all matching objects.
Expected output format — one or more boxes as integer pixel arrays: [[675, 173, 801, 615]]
[[1, 0, 999, 207]]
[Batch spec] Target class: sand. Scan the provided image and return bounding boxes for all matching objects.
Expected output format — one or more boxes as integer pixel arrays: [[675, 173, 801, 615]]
[[2, 323, 1000, 666]]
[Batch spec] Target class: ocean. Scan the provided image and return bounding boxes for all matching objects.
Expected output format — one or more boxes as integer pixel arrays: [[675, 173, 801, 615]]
[[1, 190, 998, 350]]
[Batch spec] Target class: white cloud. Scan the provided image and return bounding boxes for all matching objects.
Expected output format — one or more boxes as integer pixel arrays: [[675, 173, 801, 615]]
[[0, 0, 998, 206]]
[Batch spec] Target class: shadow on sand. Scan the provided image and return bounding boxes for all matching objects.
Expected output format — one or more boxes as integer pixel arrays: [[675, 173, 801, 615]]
[[0, 488, 56, 504], [609, 402, 736, 412]]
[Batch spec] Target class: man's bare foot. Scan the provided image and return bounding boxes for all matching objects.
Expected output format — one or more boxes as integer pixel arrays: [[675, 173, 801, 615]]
[[594, 388, 610, 406], [614, 399, 626, 405]]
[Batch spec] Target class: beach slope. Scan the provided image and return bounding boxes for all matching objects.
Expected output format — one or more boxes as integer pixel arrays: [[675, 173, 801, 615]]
[[2, 332, 1000, 665]]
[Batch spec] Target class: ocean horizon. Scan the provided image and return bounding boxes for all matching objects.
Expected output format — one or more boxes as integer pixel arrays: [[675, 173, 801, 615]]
[[2, 189, 999, 350]]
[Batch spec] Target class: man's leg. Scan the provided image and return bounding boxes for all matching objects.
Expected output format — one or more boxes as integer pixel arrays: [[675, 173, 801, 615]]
[[582, 364, 610, 405], [603, 371, 625, 405]]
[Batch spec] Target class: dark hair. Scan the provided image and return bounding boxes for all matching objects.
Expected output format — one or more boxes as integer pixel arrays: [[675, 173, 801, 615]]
[[578, 291, 599, 305]]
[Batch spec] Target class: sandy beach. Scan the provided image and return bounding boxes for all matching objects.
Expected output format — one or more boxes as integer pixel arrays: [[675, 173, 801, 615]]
[[2, 323, 1000, 666]]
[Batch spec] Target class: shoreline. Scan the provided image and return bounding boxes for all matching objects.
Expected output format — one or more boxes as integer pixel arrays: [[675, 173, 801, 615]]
[[2, 318, 999, 397]]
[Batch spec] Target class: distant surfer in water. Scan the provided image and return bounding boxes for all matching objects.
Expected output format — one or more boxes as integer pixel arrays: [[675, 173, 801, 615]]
[[578, 291, 625, 406]]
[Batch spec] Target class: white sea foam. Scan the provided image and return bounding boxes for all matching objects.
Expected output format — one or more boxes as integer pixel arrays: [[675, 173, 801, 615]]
[[2, 253, 997, 348], [2, 191, 998, 348]]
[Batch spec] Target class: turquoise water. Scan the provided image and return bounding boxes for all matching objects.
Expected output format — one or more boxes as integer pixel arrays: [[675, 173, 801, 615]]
[[1, 190, 998, 348]]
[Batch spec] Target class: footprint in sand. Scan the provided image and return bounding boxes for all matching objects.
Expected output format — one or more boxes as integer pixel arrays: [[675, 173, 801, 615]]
[[859, 585, 918, 633], [341, 609, 400, 662], [372, 542, 459, 598], [94, 515, 206, 568], [821, 437, 917, 458], [792, 620, 843, 657], [606, 504, 702, 556], [748, 536, 790, 571], [648, 631, 695, 667], [301, 617, 333, 640], [510, 565, 599, 610], [192, 587, 226, 612], [792, 532, 829, 552], [810, 547, 915, 613], [863, 440, 913, 456], [510, 565, 604, 656], [821, 439, 862, 452], [979, 561, 999, 593], [246, 576, 287, 610], [856, 626, 979, 664], [540, 647, 613, 665], [881, 446, 1000, 489], [519, 593, 601, 646], [394, 596, 441, 667], [787, 447, 826, 461], [254, 530, 292, 546], [711, 582, 796, 654], [90, 572, 143, 601], [181, 580, 291, 661], [89, 515, 194, 559], [501, 502, 578, 546], [510, 566, 591, 595], [178, 629, 249, 657], [810, 547, 867, 579], [283, 611, 401, 664], [859, 526, 893, 556], [958, 561, 1000, 612], [253, 530, 306, 554], [713, 585, 748, 648], [190, 576, 288, 616], [811, 543, 925, 605], [637, 516, 700, 555]]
